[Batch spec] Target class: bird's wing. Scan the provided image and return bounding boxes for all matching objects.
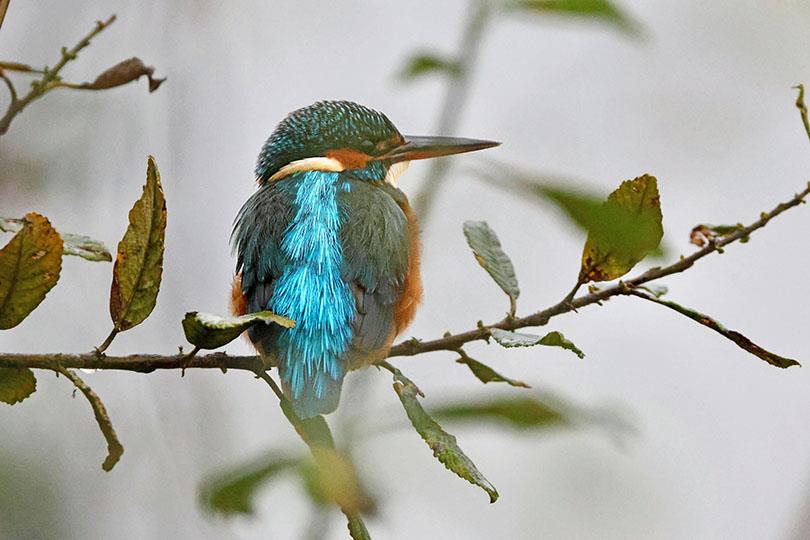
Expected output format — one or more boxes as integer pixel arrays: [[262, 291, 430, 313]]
[[338, 181, 411, 366], [231, 181, 296, 350]]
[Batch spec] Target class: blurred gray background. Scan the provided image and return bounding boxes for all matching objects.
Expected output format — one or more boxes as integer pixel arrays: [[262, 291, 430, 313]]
[[2, 1, 810, 539]]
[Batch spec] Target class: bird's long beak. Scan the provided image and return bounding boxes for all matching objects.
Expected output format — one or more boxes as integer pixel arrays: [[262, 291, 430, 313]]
[[378, 135, 499, 163]]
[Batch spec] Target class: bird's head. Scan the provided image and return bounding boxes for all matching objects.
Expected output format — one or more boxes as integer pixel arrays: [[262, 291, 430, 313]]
[[255, 100, 498, 186]]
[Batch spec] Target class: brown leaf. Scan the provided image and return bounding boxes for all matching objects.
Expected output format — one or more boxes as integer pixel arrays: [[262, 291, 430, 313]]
[[79, 57, 165, 93]]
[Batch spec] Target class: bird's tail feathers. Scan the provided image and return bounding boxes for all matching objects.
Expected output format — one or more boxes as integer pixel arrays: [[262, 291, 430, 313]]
[[281, 367, 345, 419]]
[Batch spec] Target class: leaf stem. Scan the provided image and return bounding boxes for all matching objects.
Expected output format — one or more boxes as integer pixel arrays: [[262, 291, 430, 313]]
[[96, 328, 118, 354]]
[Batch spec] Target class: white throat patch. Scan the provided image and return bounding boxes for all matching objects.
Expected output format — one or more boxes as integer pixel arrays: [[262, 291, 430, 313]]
[[384, 161, 410, 187], [267, 156, 345, 182]]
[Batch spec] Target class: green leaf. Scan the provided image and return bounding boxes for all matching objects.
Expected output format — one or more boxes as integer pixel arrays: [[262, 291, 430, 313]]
[[1, 217, 112, 262], [109, 156, 167, 331], [0, 367, 36, 405], [199, 454, 301, 516], [182, 311, 295, 350], [61, 233, 112, 262], [431, 396, 570, 430], [0, 213, 63, 329], [399, 52, 461, 81], [456, 355, 529, 388], [390, 368, 498, 503], [346, 513, 372, 540], [463, 221, 519, 313], [509, 0, 640, 35], [579, 174, 663, 282], [490, 328, 585, 358]]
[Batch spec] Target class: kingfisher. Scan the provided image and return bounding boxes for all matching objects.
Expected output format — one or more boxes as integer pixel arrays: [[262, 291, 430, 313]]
[[231, 100, 498, 418]]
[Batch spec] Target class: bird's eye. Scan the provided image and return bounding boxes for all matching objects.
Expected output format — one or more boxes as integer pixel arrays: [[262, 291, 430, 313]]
[[360, 140, 374, 152]]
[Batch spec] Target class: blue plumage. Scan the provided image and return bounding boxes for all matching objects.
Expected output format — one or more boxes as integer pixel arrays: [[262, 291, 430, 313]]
[[270, 170, 355, 415]]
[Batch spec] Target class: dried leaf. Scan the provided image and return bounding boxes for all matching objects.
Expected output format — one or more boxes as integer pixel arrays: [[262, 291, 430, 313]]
[[76, 57, 165, 92], [390, 368, 498, 503], [579, 174, 663, 282], [109, 156, 167, 332], [399, 52, 461, 81], [509, 0, 640, 35], [199, 454, 301, 516], [0, 367, 36, 405], [490, 328, 585, 358], [633, 292, 800, 369], [456, 355, 529, 388], [57, 367, 124, 471], [463, 221, 520, 312], [0, 213, 63, 329], [0, 61, 37, 73], [182, 311, 294, 350]]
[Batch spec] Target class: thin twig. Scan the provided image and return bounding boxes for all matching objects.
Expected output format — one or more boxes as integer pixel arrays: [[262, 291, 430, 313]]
[[0, 70, 17, 103], [54, 365, 124, 471], [0, 14, 116, 135], [412, 0, 491, 221], [796, 84, 810, 145]]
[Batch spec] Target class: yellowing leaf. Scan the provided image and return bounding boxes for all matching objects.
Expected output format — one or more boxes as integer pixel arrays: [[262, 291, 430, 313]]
[[390, 368, 498, 503], [310, 447, 373, 516], [456, 355, 529, 388], [0, 213, 63, 329], [182, 311, 294, 350], [109, 156, 167, 332], [490, 328, 585, 358], [580, 174, 663, 282], [463, 221, 520, 313], [0, 367, 36, 405]]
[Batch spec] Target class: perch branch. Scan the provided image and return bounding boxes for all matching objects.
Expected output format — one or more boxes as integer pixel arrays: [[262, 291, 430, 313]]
[[2, 180, 808, 372]]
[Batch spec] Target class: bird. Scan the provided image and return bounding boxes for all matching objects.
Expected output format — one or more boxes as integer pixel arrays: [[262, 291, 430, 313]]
[[231, 100, 498, 418]]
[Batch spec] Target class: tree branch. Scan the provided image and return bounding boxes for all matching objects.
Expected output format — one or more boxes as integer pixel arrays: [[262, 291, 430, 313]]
[[411, 0, 491, 221], [2, 180, 807, 372], [0, 14, 116, 135]]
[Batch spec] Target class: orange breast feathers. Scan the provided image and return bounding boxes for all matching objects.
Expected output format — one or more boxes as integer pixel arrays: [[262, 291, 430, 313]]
[[393, 200, 423, 334], [230, 273, 248, 316]]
